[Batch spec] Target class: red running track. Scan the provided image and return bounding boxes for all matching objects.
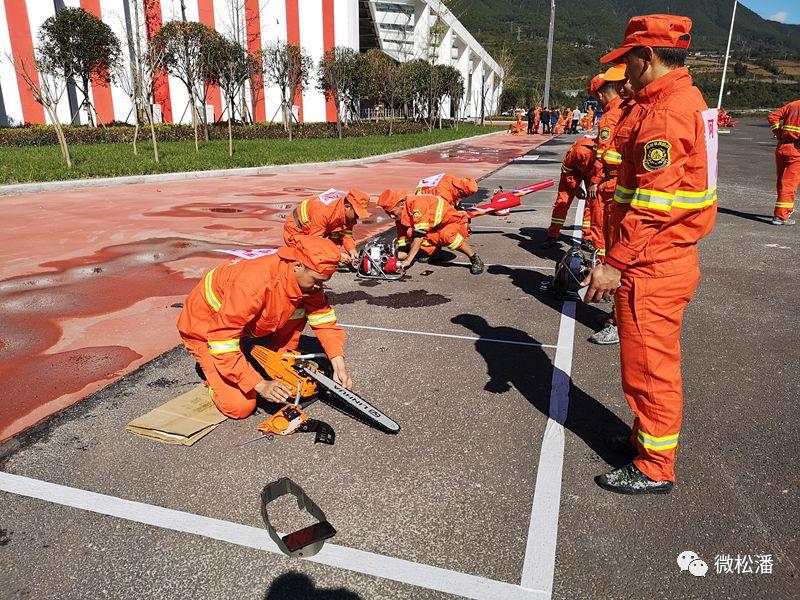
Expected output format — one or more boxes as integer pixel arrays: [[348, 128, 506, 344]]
[[0, 132, 549, 441]]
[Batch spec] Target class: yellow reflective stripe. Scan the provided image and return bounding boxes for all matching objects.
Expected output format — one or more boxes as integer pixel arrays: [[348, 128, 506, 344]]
[[208, 338, 240, 355], [551, 218, 566, 224], [448, 233, 464, 249], [783, 124, 800, 133], [770, 122, 781, 130], [340, 229, 353, 235], [776, 202, 795, 208], [433, 197, 445, 228], [204, 268, 222, 312], [307, 309, 337, 327], [596, 249, 606, 256], [582, 220, 591, 226], [561, 165, 573, 173], [604, 150, 622, 164], [289, 308, 306, 320], [595, 149, 604, 157], [672, 186, 718, 209], [298, 199, 311, 225], [637, 430, 679, 451], [630, 188, 673, 212], [415, 221, 430, 230]]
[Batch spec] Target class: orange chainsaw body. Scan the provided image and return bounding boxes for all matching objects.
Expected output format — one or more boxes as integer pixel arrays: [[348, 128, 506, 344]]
[[249, 346, 319, 399]]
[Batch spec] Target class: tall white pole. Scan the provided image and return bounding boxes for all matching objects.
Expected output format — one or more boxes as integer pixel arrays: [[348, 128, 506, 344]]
[[543, 0, 555, 109], [717, 0, 737, 109]]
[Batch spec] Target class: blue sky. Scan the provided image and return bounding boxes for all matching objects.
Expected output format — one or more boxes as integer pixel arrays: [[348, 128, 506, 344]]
[[740, 0, 800, 25]]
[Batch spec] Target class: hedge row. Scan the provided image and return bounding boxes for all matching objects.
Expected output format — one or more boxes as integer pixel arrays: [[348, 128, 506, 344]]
[[0, 120, 442, 147]]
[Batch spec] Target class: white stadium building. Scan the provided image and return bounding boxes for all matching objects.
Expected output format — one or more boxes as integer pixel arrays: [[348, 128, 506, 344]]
[[0, 0, 503, 126]]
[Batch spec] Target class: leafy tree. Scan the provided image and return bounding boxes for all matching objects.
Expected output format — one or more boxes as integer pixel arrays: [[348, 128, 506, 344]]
[[318, 46, 359, 139], [439, 65, 465, 128], [37, 7, 121, 127], [151, 21, 220, 153], [208, 37, 258, 155], [364, 49, 402, 135], [263, 41, 312, 141]]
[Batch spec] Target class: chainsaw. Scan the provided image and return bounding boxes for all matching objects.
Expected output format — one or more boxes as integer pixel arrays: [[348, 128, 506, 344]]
[[465, 179, 555, 217], [238, 347, 401, 447]]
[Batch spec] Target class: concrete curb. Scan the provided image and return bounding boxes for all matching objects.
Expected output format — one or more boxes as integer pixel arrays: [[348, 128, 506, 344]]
[[0, 130, 504, 197]]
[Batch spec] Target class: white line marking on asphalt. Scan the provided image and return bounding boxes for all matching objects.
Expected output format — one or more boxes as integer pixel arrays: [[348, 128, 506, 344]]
[[340, 324, 558, 349], [520, 198, 584, 595], [450, 261, 555, 270], [0, 471, 547, 600]]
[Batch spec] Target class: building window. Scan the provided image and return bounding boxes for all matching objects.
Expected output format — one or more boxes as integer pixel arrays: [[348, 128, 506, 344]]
[[374, 2, 415, 15], [379, 22, 415, 32]]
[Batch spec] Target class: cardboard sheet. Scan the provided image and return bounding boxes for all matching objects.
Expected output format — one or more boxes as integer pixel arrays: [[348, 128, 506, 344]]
[[126, 385, 227, 446]]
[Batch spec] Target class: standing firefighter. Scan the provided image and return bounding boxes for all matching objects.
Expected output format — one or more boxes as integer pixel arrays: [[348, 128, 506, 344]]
[[540, 135, 595, 250], [177, 237, 351, 419], [768, 99, 800, 226], [283, 188, 371, 264], [378, 189, 485, 274], [583, 14, 717, 495]]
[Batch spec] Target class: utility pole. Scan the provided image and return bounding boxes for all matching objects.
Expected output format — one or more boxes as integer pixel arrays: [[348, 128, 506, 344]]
[[717, 0, 737, 109], [543, 0, 555, 109]]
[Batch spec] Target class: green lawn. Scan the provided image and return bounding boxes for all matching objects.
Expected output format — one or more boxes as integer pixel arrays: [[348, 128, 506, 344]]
[[0, 124, 503, 185]]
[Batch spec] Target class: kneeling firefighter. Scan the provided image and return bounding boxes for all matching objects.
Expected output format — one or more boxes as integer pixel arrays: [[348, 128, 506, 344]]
[[177, 236, 351, 419]]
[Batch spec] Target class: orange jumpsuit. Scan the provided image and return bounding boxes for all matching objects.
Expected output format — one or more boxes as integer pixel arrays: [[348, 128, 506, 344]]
[[589, 95, 625, 257], [416, 173, 478, 207], [405, 194, 470, 253], [177, 248, 345, 419], [283, 191, 356, 255], [533, 107, 541, 133], [546, 137, 594, 239], [605, 68, 717, 483], [768, 100, 800, 221]]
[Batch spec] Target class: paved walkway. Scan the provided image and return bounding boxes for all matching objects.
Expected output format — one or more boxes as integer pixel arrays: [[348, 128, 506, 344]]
[[0, 131, 549, 441]]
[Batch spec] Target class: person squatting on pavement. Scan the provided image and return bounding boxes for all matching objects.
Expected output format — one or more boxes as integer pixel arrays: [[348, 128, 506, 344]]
[[378, 188, 485, 274], [768, 99, 800, 226], [539, 135, 595, 250], [177, 236, 352, 419], [283, 188, 371, 265], [583, 14, 717, 495]]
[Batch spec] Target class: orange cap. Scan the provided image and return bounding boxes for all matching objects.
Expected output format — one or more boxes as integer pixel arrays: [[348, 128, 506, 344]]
[[454, 176, 478, 198], [602, 63, 627, 81], [588, 75, 606, 97], [345, 188, 370, 219], [281, 235, 340, 275], [600, 14, 692, 64], [377, 188, 407, 212]]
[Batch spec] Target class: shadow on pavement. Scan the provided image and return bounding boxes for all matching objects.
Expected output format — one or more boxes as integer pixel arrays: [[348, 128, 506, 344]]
[[451, 314, 631, 467], [264, 572, 362, 600], [717, 206, 773, 224]]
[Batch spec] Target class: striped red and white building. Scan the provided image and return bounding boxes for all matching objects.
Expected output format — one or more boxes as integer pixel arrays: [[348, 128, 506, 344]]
[[0, 0, 502, 126]]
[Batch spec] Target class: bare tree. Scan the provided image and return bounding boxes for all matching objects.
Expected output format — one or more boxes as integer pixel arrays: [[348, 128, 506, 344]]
[[263, 41, 312, 141], [12, 53, 72, 167]]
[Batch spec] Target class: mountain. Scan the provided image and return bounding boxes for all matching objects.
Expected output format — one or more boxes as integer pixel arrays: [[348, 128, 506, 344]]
[[446, 0, 800, 109]]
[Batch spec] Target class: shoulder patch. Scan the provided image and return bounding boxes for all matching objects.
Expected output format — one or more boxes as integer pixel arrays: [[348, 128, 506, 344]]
[[412, 210, 422, 219], [643, 140, 671, 172], [599, 128, 611, 141]]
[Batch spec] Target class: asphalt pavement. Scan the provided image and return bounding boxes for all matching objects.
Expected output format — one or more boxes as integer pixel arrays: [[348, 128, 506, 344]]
[[0, 121, 797, 600]]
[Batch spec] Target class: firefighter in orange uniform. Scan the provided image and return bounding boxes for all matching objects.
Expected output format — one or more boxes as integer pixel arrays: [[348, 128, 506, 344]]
[[587, 66, 644, 345], [415, 172, 479, 208], [583, 14, 717, 494], [378, 189, 485, 274], [177, 236, 351, 419], [586, 66, 627, 258], [283, 188, 371, 264], [767, 99, 800, 225], [540, 135, 595, 249]]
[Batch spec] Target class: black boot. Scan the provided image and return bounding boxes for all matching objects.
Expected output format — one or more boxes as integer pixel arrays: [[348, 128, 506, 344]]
[[581, 238, 596, 253], [469, 254, 485, 275], [540, 237, 560, 250], [595, 462, 674, 495]]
